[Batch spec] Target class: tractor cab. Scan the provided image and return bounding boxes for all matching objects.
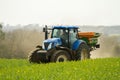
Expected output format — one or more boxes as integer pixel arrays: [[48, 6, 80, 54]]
[[51, 26, 78, 48]]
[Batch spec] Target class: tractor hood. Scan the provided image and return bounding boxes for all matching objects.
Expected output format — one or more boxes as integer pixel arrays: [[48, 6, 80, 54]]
[[42, 38, 62, 50]]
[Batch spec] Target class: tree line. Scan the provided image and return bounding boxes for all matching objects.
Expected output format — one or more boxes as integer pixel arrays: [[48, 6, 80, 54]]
[[0, 24, 44, 59]]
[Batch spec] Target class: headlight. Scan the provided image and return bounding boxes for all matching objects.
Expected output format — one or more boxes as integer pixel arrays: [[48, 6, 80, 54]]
[[42, 42, 50, 50], [47, 43, 54, 50]]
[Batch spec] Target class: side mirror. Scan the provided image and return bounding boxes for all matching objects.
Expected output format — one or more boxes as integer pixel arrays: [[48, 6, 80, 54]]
[[43, 27, 45, 32], [43, 25, 48, 32], [73, 29, 76, 33]]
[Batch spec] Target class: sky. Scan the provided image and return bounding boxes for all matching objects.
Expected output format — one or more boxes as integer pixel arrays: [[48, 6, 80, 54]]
[[0, 0, 120, 26]]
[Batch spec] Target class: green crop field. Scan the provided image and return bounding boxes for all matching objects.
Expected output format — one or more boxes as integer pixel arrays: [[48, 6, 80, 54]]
[[0, 58, 120, 80]]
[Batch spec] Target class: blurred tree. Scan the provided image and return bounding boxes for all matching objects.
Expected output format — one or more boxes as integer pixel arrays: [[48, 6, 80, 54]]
[[0, 24, 2, 28], [0, 24, 5, 40]]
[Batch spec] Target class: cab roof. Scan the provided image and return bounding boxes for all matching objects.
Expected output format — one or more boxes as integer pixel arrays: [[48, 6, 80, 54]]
[[53, 26, 79, 29]]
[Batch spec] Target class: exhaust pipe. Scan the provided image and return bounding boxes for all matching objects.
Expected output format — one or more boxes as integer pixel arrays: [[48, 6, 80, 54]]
[[43, 25, 48, 40], [45, 25, 48, 40]]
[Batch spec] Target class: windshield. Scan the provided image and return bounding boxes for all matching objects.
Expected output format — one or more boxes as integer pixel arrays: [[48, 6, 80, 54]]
[[52, 29, 68, 38]]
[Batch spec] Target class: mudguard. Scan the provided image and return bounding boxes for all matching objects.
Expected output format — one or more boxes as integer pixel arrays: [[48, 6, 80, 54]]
[[72, 40, 86, 50]]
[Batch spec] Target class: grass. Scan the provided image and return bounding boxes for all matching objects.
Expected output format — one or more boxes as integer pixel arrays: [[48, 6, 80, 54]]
[[0, 58, 120, 80]]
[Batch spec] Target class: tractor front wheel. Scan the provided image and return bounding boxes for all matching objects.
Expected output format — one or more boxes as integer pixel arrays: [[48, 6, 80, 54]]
[[50, 50, 71, 62], [28, 50, 41, 63]]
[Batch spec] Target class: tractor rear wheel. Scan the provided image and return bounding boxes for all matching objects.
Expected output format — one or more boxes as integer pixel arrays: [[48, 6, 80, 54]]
[[28, 50, 41, 63], [50, 50, 71, 62], [76, 43, 90, 60]]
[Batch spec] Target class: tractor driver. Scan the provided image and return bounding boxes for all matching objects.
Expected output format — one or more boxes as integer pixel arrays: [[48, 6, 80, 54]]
[[60, 30, 68, 47]]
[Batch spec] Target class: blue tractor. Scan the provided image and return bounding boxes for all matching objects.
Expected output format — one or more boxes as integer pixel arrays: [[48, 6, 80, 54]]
[[28, 25, 100, 63]]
